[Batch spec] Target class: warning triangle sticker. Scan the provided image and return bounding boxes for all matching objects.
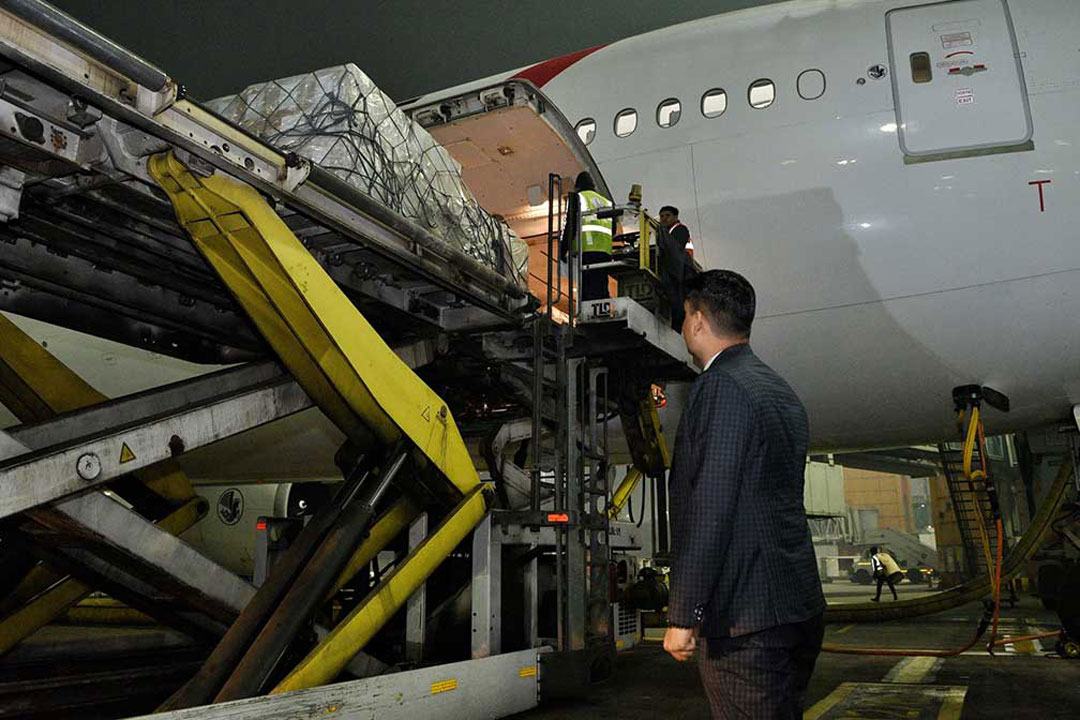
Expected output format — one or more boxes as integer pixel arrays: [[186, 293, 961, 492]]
[[119, 443, 136, 464]]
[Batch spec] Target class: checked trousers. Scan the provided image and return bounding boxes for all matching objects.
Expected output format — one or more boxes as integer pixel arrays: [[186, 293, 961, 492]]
[[698, 613, 825, 719]]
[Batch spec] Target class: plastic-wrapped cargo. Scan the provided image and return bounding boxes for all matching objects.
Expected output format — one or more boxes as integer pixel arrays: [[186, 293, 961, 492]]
[[207, 64, 527, 286]]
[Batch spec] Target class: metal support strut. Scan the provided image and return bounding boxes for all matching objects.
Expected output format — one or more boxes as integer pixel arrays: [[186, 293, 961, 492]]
[[147, 151, 494, 704]]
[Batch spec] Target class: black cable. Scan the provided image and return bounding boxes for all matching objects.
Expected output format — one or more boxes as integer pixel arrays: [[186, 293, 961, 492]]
[[635, 475, 647, 528]]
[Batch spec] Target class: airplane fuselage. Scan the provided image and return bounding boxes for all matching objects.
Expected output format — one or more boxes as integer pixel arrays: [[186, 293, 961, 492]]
[[415, 0, 1080, 449], [4, 0, 1076, 458]]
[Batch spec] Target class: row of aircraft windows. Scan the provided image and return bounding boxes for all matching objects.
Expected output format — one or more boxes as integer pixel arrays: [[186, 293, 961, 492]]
[[574, 70, 826, 145]]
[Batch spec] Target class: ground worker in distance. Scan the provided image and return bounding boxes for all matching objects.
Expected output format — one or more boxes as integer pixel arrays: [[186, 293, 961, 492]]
[[658, 205, 694, 258], [870, 546, 903, 602], [574, 171, 613, 301]]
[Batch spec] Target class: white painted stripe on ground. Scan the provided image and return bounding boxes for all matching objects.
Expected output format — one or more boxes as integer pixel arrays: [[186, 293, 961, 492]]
[[882, 656, 941, 683], [957, 648, 1047, 657]]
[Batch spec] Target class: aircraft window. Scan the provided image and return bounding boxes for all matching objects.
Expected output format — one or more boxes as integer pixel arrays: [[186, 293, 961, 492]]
[[910, 52, 932, 83], [575, 118, 596, 145], [701, 88, 727, 118], [656, 98, 681, 128], [749, 79, 775, 109], [797, 69, 826, 100], [614, 108, 638, 137]]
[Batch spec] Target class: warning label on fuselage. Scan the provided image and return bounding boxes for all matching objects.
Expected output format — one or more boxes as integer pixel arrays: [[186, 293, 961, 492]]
[[941, 31, 974, 49]]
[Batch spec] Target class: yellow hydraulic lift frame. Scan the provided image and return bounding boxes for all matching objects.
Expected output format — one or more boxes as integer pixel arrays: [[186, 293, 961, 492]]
[[609, 389, 671, 520], [275, 485, 489, 693], [608, 466, 644, 521], [148, 152, 492, 689], [148, 152, 480, 497], [0, 314, 205, 653]]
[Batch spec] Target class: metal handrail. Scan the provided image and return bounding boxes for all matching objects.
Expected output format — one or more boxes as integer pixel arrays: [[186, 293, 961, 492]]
[[0, 0, 170, 91]]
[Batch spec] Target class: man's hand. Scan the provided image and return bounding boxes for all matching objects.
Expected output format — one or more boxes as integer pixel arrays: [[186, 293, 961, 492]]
[[663, 626, 697, 662]]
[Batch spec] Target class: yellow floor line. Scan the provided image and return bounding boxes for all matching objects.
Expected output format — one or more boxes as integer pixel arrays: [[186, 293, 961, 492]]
[[805, 683, 967, 720], [883, 655, 939, 684], [1002, 622, 1046, 655], [939, 687, 968, 720], [832, 624, 855, 635], [1013, 639, 1037, 654], [804, 682, 858, 720]]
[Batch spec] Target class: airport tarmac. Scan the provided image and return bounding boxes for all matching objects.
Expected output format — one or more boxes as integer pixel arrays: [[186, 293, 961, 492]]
[[822, 579, 939, 603], [514, 596, 1078, 719]]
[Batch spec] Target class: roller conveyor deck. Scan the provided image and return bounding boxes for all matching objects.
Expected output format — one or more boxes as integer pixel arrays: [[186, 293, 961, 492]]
[[0, 0, 531, 367]]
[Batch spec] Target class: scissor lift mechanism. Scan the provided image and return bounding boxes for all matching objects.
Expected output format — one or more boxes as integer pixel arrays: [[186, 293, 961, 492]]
[[0, 2, 697, 718]]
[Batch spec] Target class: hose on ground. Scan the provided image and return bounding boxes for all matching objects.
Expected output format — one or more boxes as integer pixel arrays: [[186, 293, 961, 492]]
[[820, 408, 1047, 657]]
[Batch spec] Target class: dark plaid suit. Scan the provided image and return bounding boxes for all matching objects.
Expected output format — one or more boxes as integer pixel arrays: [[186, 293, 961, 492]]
[[668, 343, 826, 718]]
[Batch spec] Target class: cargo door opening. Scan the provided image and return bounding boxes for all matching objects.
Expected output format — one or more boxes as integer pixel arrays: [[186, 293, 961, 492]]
[[405, 82, 609, 316]]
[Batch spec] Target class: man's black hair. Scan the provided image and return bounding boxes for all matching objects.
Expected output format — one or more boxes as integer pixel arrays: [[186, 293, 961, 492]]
[[684, 269, 755, 338], [575, 171, 595, 192], [870, 546, 879, 555], [659, 205, 679, 217]]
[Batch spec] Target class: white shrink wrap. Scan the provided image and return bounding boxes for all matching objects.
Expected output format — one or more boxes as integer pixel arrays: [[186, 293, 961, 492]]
[[208, 65, 526, 286]]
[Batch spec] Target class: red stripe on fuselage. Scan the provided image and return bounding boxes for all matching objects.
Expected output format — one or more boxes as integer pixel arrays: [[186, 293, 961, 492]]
[[513, 44, 608, 88]]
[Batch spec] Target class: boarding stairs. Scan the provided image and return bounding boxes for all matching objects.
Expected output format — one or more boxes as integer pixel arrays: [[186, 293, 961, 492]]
[[939, 443, 1001, 582]]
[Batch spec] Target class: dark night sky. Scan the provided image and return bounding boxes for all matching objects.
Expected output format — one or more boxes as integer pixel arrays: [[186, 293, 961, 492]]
[[49, 1, 784, 102]]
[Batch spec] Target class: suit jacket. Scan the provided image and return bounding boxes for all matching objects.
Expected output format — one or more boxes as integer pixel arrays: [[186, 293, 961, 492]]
[[656, 225, 695, 331], [667, 343, 825, 637]]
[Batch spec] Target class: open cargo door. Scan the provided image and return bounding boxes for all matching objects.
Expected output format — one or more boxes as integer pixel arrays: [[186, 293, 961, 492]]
[[403, 81, 609, 315]]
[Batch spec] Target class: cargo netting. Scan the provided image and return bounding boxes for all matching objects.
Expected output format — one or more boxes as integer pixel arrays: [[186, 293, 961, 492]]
[[207, 64, 527, 285]]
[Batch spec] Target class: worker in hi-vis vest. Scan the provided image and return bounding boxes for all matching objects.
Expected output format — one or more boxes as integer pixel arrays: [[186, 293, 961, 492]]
[[573, 171, 614, 301], [869, 546, 903, 602]]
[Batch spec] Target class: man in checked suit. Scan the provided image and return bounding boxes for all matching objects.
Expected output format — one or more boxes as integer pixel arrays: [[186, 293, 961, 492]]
[[662, 269, 826, 718]]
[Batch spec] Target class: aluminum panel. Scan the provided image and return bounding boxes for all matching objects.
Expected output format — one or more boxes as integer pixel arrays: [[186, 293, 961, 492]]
[[134, 648, 546, 720]]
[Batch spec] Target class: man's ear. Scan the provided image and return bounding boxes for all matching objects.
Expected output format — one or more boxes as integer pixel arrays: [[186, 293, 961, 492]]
[[690, 310, 705, 336]]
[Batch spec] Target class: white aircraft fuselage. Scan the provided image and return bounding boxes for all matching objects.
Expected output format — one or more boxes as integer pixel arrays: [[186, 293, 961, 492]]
[[413, 0, 1080, 449], [4, 0, 1076, 464]]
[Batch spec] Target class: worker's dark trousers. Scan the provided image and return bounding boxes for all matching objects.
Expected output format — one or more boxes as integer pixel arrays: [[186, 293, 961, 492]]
[[874, 572, 901, 601], [698, 613, 824, 720], [580, 250, 610, 301]]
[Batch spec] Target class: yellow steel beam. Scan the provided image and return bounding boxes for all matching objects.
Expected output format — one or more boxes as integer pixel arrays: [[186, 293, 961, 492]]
[[63, 597, 155, 626], [0, 314, 195, 501], [0, 564, 63, 617], [327, 497, 418, 600], [148, 152, 480, 496], [272, 486, 490, 693], [63, 604, 155, 626], [0, 496, 205, 654], [0, 314, 203, 648], [156, 496, 209, 535], [0, 314, 101, 420], [0, 577, 89, 654], [641, 394, 671, 470], [608, 466, 644, 521], [620, 389, 670, 480]]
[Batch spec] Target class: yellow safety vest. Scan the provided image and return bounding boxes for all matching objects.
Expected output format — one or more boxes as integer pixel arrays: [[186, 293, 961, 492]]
[[578, 189, 613, 255], [872, 553, 902, 577]]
